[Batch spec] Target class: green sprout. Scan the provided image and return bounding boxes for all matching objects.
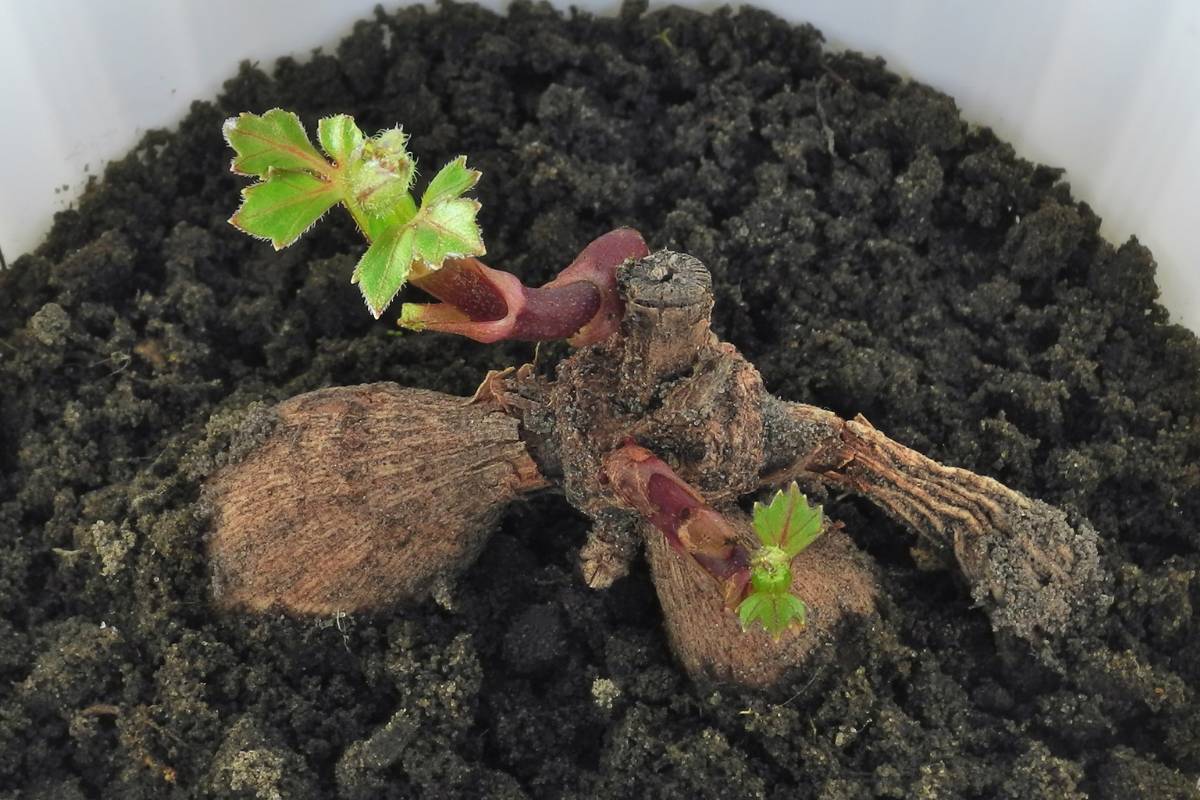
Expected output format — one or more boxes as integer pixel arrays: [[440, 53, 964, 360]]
[[223, 109, 485, 318], [737, 483, 824, 639]]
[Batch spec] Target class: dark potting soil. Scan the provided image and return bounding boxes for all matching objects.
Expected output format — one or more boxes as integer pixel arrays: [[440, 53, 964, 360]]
[[2, 1, 1198, 797]]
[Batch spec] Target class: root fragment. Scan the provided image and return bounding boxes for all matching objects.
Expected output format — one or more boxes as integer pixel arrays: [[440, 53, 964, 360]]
[[766, 403, 1110, 640]]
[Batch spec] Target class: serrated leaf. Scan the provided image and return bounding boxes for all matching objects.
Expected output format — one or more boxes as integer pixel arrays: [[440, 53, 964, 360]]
[[422, 157, 481, 207], [753, 482, 823, 558], [318, 114, 364, 164], [737, 591, 807, 639], [411, 198, 485, 267], [354, 223, 417, 318], [223, 109, 330, 178], [777, 593, 808, 631], [737, 593, 766, 629], [356, 197, 416, 243], [229, 171, 340, 250]]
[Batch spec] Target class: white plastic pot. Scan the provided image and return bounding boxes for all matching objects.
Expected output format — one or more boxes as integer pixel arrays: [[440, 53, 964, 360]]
[[1, 0, 1196, 331]]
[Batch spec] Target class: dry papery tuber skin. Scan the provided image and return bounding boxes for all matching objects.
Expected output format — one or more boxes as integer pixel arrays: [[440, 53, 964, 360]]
[[206, 241, 1110, 690]]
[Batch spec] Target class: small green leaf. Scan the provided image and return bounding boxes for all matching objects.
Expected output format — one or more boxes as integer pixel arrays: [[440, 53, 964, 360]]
[[357, 196, 417, 243], [737, 591, 807, 639], [223, 109, 490, 319], [353, 223, 417, 318], [223, 109, 330, 178], [737, 593, 767, 630], [318, 114, 364, 164], [738, 483, 821, 640], [422, 157, 481, 207], [411, 198, 485, 267], [229, 171, 340, 250], [753, 482, 823, 558]]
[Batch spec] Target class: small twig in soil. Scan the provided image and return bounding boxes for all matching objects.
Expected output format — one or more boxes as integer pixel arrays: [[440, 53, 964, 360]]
[[79, 703, 122, 717], [814, 75, 838, 157]]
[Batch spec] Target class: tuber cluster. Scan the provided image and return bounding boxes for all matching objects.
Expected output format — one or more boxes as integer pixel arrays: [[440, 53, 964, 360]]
[[206, 237, 1107, 689]]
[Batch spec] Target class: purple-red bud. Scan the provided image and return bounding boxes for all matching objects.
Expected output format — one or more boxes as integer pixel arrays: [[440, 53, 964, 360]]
[[402, 228, 649, 345], [602, 442, 751, 606]]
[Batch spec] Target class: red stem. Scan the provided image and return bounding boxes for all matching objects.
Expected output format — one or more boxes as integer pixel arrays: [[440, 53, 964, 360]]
[[404, 228, 649, 345], [602, 442, 751, 606]]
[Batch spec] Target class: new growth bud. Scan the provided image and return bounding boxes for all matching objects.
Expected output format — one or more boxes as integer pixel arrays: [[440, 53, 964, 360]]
[[349, 127, 416, 214], [603, 442, 751, 607]]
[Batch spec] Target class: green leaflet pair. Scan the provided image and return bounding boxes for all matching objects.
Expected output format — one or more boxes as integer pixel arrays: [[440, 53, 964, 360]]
[[224, 109, 485, 318]]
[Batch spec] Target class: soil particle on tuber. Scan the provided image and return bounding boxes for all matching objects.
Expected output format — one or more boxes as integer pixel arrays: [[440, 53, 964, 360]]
[[1, 1, 1198, 797]]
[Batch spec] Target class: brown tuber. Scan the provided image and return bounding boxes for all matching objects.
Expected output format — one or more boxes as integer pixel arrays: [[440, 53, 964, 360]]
[[646, 511, 876, 689], [206, 384, 547, 614], [205, 244, 1108, 689]]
